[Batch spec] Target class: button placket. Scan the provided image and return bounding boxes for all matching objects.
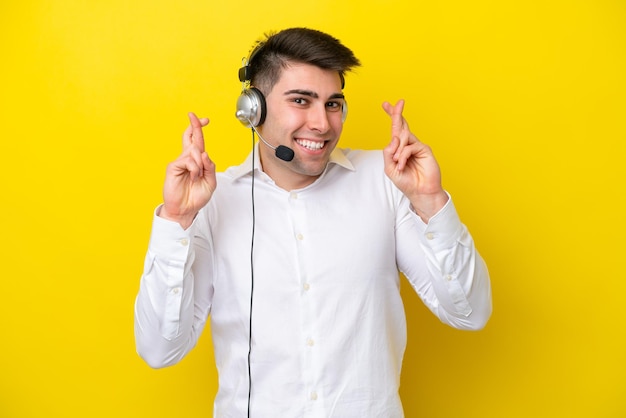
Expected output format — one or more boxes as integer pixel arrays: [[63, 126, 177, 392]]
[[288, 189, 319, 401]]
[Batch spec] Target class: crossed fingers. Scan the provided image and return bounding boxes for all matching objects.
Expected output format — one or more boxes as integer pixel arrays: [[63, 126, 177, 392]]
[[181, 112, 210, 180], [382, 100, 419, 171]]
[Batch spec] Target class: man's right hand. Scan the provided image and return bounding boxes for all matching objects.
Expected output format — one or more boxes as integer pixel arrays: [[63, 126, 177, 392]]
[[160, 112, 216, 229]]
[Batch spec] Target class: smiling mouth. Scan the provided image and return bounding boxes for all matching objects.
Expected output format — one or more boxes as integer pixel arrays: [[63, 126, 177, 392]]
[[296, 139, 326, 151]]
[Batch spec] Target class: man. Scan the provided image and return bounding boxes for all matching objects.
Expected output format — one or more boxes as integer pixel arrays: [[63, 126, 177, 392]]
[[134, 27, 492, 417]]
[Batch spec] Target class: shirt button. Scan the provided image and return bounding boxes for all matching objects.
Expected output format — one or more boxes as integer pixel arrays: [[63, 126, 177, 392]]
[[426, 233, 434, 240], [290, 192, 298, 200], [445, 275, 453, 281], [303, 283, 310, 291], [172, 287, 180, 294], [310, 391, 318, 401], [180, 238, 189, 246], [306, 338, 315, 347], [296, 233, 304, 241]]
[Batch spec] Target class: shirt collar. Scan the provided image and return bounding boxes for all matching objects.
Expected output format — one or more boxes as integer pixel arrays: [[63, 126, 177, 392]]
[[227, 143, 355, 182]]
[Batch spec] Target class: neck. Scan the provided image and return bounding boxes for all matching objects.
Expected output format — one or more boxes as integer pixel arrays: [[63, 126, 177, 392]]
[[258, 146, 321, 191]]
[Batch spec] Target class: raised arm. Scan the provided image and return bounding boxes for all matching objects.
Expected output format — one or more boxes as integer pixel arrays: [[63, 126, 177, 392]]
[[134, 113, 216, 368], [384, 100, 492, 329]]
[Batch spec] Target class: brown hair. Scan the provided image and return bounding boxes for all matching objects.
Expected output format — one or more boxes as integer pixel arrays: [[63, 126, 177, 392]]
[[246, 27, 361, 94]]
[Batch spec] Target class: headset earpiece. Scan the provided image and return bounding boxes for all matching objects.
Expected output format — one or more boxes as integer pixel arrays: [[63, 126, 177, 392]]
[[235, 43, 267, 128], [236, 87, 267, 128], [342, 101, 348, 123]]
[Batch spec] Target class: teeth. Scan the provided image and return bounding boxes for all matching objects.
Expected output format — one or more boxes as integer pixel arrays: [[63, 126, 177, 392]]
[[297, 139, 325, 150]]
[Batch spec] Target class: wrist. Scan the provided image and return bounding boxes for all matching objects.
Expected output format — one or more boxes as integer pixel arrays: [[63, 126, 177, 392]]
[[409, 190, 449, 223], [157, 205, 197, 230]]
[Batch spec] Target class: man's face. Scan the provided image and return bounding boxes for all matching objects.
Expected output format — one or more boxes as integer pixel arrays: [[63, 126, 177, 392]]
[[257, 62, 345, 190]]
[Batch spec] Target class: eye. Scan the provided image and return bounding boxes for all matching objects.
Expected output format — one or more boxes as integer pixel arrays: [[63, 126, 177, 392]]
[[293, 97, 309, 105], [326, 101, 342, 111]]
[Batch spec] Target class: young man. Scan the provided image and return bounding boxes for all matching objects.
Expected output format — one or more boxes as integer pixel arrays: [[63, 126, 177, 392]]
[[134, 27, 492, 417]]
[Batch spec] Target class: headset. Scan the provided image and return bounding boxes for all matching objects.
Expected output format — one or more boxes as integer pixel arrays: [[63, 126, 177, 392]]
[[235, 43, 348, 129]]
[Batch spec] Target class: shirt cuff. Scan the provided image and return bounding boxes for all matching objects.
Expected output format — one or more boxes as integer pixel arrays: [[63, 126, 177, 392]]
[[412, 193, 464, 253], [148, 205, 194, 260]]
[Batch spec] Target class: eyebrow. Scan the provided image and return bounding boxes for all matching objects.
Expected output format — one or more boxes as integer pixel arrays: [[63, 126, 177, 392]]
[[283, 89, 345, 100]]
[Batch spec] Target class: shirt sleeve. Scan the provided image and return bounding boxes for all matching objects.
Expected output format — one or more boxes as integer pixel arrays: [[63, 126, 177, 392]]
[[134, 206, 214, 368], [396, 194, 492, 330]]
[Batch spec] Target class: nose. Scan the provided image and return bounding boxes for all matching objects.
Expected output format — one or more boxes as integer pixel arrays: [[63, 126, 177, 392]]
[[306, 104, 331, 133]]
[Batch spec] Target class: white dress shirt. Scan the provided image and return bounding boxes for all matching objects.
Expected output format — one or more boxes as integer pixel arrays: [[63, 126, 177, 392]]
[[134, 146, 492, 417]]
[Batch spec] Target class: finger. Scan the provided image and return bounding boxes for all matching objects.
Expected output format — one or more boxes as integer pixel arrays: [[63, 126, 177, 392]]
[[382, 101, 394, 116], [382, 99, 404, 116], [396, 140, 429, 171], [188, 112, 205, 153], [188, 145, 207, 180], [182, 124, 194, 149], [383, 136, 400, 170], [201, 152, 216, 182], [382, 100, 405, 131], [395, 143, 416, 171], [382, 100, 409, 156], [187, 112, 209, 152], [169, 153, 201, 183]]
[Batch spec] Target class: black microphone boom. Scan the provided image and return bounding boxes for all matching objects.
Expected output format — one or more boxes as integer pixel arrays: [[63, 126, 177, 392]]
[[252, 126, 295, 162], [274, 145, 295, 162]]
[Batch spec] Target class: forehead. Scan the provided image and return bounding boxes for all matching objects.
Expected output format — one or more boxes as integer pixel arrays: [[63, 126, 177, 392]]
[[271, 62, 343, 94]]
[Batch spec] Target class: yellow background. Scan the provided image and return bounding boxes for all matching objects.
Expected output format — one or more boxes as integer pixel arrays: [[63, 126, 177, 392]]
[[1, 0, 624, 417]]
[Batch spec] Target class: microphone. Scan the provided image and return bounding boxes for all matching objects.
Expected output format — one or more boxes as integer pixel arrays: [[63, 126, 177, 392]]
[[251, 126, 295, 162]]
